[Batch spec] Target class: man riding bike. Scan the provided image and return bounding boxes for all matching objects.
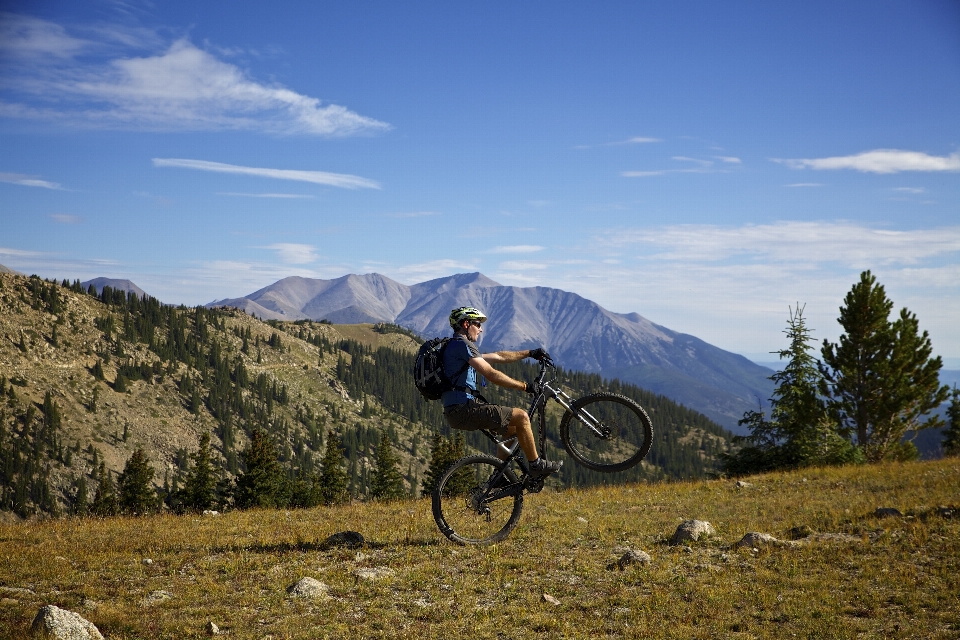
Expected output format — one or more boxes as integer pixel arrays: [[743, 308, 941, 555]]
[[441, 306, 562, 478]]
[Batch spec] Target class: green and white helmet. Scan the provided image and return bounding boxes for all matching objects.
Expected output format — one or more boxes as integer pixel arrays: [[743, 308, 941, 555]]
[[449, 306, 487, 329]]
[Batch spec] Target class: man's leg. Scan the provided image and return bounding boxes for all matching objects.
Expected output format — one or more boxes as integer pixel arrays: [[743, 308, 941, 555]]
[[504, 408, 538, 461]]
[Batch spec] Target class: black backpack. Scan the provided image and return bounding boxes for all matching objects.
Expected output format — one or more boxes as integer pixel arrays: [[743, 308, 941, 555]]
[[413, 337, 469, 400]]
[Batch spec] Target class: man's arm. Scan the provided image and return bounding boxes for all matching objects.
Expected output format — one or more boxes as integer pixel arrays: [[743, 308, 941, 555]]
[[481, 349, 533, 364], [469, 356, 527, 391]]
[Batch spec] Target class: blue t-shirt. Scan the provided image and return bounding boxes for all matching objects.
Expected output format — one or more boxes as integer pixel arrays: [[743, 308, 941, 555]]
[[441, 334, 480, 407]]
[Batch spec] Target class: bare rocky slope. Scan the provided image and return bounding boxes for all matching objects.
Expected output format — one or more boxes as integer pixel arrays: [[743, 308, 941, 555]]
[[212, 272, 776, 432]]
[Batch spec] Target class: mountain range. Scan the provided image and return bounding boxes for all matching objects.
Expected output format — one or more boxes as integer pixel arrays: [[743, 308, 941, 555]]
[[209, 272, 776, 433]]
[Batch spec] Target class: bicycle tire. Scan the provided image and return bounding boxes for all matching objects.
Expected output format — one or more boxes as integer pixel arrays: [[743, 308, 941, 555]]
[[560, 392, 653, 472], [432, 455, 523, 545]]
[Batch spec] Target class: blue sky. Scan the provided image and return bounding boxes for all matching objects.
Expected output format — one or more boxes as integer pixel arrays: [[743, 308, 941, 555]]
[[2, 1, 959, 365]]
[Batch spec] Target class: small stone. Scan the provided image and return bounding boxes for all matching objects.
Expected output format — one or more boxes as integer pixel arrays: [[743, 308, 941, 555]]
[[323, 531, 364, 549], [354, 567, 395, 581], [31, 605, 104, 640], [670, 520, 715, 545], [143, 590, 173, 605], [735, 480, 752, 488], [142, 558, 153, 565], [788, 525, 813, 540], [287, 577, 329, 599], [616, 549, 651, 570], [206, 621, 220, 636], [577, 517, 588, 523], [735, 532, 779, 548], [202, 510, 220, 517], [875, 507, 903, 518], [542, 593, 561, 605]]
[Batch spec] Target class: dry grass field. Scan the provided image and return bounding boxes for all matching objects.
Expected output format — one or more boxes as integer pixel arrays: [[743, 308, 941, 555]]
[[2, 458, 958, 639]]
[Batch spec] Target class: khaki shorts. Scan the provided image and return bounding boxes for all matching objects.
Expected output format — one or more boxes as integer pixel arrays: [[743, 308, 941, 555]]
[[444, 401, 513, 437]]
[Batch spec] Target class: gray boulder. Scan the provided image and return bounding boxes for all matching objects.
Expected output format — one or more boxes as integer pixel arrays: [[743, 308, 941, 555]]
[[875, 507, 903, 518], [734, 532, 781, 548], [323, 531, 364, 549], [617, 549, 651, 570], [287, 577, 329, 599], [31, 605, 103, 640], [670, 520, 715, 545]]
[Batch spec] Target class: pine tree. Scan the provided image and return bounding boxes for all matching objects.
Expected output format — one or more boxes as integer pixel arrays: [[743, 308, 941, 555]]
[[74, 476, 88, 516], [234, 430, 289, 509], [943, 386, 960, 457], [370, 434, 406, 501], [317, 430, 349, 506], [821, 271, 949, 461], [181, 432, 219, 512], [118, 448, 156, 515], [421, 432, 471, 497], [90, 463, 118, 516], [723, 306, 860, 475]]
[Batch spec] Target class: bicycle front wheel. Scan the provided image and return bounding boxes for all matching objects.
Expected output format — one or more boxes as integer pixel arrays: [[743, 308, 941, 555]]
[[560, 392, 653, 472], [432, 455, 523, 545]]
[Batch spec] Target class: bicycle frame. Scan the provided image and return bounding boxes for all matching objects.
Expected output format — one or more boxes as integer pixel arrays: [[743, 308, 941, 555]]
[[475, 360, 611, 491]]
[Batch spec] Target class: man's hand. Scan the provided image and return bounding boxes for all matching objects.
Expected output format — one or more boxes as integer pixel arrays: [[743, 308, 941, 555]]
[[528, 348, 553, 366], [525, 381, 538, 395]]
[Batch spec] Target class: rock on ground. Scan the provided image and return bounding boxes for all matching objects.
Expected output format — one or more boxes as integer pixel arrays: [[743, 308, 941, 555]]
[[671, 520, 715, 545], [287, 577, 329, 599], [323, 531, 365, 549], [875, 507, 903, 518], [31, 605, 104, 640], [617, 549, 651, 570], [354, 567, 395, 580], [735, 532, 780, 548]]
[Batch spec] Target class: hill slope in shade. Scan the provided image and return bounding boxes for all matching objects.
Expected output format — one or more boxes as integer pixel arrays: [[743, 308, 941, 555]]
[[211, 272, 776, 432]]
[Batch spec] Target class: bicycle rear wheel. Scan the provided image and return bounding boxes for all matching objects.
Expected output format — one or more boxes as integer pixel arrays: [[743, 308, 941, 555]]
[[560, 392, 653, 472], [432, 455, 523, 545]]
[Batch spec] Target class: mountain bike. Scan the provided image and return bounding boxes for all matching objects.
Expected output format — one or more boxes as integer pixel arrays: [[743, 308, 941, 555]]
[[432, 358, 653, 545]]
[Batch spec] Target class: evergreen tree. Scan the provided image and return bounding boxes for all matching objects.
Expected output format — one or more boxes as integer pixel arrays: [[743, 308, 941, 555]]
[[114, 372, 128, 393], [370, 434, 406, 501], [118, 448, 156, 515], [421, 432, 471, 497], [943, 386, 960, 457], [317, 430, 349, 506], [234, 430, 289, 509], [821, 271, 949, 461], [180, 432, 219, 512], [90, 463, 119, 516], [74, 476, 88, 516], [723, 306, 860, 475]]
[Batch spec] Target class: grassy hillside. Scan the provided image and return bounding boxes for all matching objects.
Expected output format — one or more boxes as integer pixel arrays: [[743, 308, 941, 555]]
[[0, 272, 732, 518], [0, 459, 957, 638]]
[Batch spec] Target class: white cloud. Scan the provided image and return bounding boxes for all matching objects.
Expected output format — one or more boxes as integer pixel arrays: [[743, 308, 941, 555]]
[[574, 136, 661, 149], [0, 13, 89, 59], [621, 168, 715, 177], [893, 187, 924, 194], [264, 243, 317, 264], [489, 245, 545, 254], [50, 213, 82, 224], [776, 149, 960, 174], [153, 158, 380, 189], [596, 221, 960, 267], [714, 156, 742, 164], [0, 172, 63, 189], [672, 156, 713, 167], [785, 183, 823, 187], [392, 259, 479, 283], [1, 24, 390, 135], [217, 192, 314, 199]]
